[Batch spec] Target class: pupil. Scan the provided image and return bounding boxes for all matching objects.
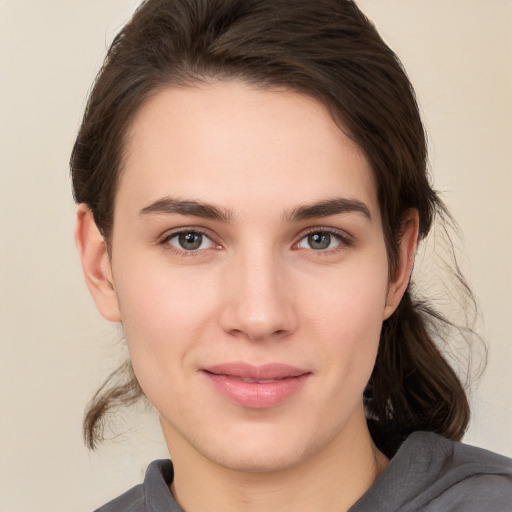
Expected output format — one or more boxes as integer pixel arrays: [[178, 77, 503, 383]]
[[179, 232, 202, 250], [309, 232, 331, 250]]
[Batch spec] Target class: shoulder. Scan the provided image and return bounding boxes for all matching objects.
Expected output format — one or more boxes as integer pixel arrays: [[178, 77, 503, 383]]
[[410, 430, 512, 479], [418, 432, 512, 510], [397, 432, 512, 511], [93, 484, 145, 512], [351, 431, 512, 512], [93, 459, 179, 512]]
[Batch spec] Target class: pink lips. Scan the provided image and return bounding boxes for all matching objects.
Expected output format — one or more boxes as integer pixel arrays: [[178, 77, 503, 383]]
[[202, 362, 311, 408]]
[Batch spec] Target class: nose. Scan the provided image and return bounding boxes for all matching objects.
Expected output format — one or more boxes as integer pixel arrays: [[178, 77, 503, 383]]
[[219, 247, 299, 342]]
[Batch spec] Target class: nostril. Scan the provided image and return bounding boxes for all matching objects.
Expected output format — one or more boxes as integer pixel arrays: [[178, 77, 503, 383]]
[[218, 276, 299, 341]]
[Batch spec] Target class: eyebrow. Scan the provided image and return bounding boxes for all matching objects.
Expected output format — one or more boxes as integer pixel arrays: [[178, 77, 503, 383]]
[[138, 196, 371, 224], [138, 197, 234, 223], [285, 197, 372, 223]]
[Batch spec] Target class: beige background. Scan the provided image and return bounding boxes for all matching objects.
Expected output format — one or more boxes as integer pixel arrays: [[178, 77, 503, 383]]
[[0, 1, 511, 510]]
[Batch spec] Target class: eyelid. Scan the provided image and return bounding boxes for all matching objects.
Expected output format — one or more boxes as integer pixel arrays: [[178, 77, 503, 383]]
[[156, 225, 353, 254], [293, 227, 353, 251], [158, 226, 222, 252]]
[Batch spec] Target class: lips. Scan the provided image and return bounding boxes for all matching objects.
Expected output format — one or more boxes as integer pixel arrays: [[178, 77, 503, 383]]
[[228, 377, 283, 384], [202, 362, 311, 409]]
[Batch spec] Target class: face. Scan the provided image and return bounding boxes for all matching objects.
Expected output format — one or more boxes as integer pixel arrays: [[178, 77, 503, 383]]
[[88, 81, 411, 472]]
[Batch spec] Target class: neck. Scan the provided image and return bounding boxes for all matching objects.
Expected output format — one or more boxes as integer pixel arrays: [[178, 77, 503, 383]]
[[166, 412, 388, 512]]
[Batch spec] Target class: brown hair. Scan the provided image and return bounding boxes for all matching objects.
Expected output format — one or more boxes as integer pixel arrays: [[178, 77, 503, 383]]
[[71, 0, 480, 454]]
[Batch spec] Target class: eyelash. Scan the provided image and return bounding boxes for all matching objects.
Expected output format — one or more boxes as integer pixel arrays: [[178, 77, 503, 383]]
[[158, 227, 353, 256], [159, 228, 220, 257], [294, 228, 353, 254]]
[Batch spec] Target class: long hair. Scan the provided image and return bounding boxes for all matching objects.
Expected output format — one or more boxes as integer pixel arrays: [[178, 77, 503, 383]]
[[71, 0, 480, 454]]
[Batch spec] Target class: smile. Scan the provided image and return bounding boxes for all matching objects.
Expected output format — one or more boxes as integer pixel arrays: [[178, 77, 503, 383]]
[[230, 377, 281, 384], [202, 363, 311, 409]]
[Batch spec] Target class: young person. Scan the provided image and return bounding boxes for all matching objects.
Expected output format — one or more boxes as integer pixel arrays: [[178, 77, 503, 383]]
[[72, 0, 512, 510]]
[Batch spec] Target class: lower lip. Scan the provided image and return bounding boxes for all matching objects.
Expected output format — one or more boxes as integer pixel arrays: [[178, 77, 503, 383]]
[[203, 372, 310, 409]]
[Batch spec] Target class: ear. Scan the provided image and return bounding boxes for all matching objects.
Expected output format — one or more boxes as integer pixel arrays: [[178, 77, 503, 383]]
[[74, 204, 121, 322], [383, 209, 420, 320]]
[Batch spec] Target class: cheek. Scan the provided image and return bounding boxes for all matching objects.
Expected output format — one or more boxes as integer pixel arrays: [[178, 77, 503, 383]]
[[112, 253, 221, 384], [111, 234, 390, 410], [307, 251, 389, 389], [309, 245, 389, 332]]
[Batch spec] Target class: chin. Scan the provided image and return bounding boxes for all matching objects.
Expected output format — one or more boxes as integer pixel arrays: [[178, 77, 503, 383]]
[[208, 444, 307, 474], [195, 421, 326, 474]]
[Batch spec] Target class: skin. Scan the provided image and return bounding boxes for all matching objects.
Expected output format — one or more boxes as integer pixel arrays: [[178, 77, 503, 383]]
[[76, 81, 419, 512]]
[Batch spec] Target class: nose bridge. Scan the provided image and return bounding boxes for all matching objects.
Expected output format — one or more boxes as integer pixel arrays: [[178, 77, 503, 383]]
[[220, 241, 297, 341]]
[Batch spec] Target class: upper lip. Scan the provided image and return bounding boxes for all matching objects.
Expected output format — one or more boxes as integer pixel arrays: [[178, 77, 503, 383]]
[[203, 362, 310, 380]]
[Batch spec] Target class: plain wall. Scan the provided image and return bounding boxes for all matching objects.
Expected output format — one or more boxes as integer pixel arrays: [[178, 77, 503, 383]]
[[0, 1, 510, 510]]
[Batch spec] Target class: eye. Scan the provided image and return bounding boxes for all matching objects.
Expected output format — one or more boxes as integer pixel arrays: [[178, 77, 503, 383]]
[[165, 231, 215, 251], [297, 231, 343, 251]]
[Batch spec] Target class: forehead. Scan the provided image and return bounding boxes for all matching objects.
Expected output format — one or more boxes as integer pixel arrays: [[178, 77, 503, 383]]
[[118, 81, 379, 220]]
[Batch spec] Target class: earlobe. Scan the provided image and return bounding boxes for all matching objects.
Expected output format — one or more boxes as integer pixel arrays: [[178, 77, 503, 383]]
[[74, 205, 121, 322], [383, 209, 420, 320]]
